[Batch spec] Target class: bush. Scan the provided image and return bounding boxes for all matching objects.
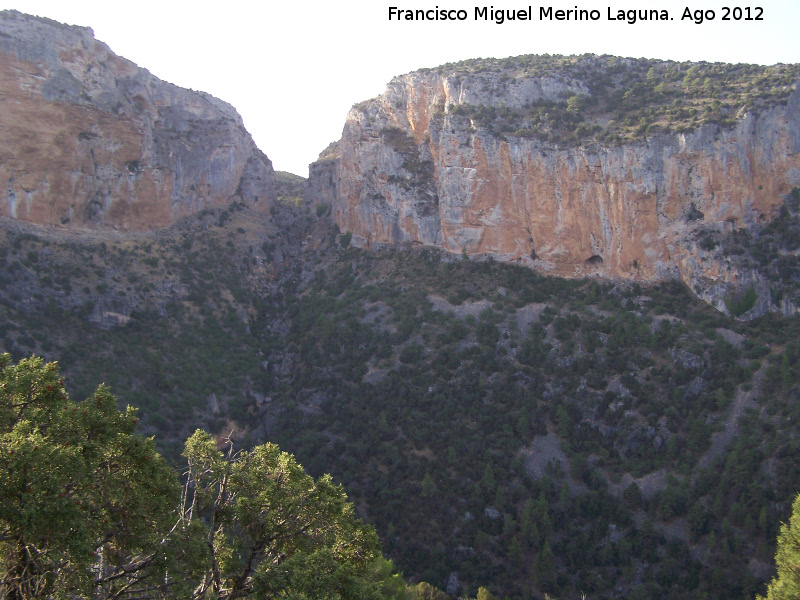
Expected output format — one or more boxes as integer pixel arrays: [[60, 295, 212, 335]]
[[725, 288, 758, 317]]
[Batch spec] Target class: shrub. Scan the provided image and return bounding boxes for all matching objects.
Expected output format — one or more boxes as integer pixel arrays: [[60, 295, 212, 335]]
[[725, 288, 758, 317]]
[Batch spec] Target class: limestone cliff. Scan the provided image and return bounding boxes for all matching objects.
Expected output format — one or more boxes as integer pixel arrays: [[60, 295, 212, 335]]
[[310, 55, 800, 317], [0, 10, 275, 229]]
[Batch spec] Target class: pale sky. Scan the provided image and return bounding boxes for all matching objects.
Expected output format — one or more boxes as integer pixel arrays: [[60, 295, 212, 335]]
[[2, 1, 800, 176]]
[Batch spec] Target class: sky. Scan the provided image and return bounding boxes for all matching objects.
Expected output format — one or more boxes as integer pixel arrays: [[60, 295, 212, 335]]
[[2, 1, 800, 176]]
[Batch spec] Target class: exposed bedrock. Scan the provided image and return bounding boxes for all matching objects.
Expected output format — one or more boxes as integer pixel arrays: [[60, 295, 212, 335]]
[[311, 66, 800, 317], [0, 10, 275, 230]]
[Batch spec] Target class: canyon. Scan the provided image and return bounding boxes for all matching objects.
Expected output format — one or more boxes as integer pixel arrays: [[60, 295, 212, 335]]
[[2, 13, 800, 599], [0, 10, 798, 323]]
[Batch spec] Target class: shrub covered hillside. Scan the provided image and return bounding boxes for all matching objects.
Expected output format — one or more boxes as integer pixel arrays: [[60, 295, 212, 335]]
[[1, 191, 800, 599], [437, 54, 800, 144]]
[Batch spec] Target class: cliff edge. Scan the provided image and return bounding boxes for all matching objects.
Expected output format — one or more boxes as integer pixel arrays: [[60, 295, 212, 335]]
[[0, 10, 275, 229], [309, 55, 800, 317]]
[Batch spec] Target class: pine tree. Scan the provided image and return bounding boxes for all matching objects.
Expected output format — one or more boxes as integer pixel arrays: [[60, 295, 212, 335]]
[[534, 540, 556, 591], [0, 354, 180, 599], [758, 493, 800, 600], [180, 429, 383, 600]]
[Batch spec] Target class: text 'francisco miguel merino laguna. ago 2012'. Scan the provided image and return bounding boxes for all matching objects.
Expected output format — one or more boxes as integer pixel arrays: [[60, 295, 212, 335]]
[[386, 6, 761, 25]]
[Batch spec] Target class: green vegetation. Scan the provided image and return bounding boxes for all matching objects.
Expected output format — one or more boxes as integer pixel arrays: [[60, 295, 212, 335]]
[[726, 288, 759, 317], [0, 354, 179, 599], [0, 354, 395, 600], [695, 187, 800, 312], [380, 127, 436, 189], [316, 141, 342, 162], [261, 249, 800, 599], [757, 492, 800, 600], [0, 204, 282, 459], [274, 170, 307, 207], [436, 54, 799, 144], [2, 195, 800, 599], [181, 429, 385, 600]]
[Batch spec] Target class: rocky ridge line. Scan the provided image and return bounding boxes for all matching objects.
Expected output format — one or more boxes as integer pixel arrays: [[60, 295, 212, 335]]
[[0, 10, 275, 230], [307, 56, 800, 318]]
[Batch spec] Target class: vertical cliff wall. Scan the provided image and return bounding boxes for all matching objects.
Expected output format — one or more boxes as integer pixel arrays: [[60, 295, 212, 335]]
[[310, 56, 800, 316], [0, 10, 275, 229]]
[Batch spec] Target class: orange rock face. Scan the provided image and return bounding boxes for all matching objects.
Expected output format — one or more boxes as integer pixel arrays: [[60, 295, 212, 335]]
[[313, 68, 800, 313], [0, 11, 275, 230]]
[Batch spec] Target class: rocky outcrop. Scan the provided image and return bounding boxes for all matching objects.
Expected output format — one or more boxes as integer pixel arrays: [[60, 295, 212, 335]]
[[0, 11, 275, 230], [310, 58, 800, 316], [304, 143, 340, 212]]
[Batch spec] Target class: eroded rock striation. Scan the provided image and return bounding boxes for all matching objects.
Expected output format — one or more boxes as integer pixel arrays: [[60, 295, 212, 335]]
[[310, 55, 800, 316], [0, 10, 275, 229]]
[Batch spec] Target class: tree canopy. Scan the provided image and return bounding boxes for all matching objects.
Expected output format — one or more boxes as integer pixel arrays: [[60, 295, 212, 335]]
[[0, 353, 179, 598], [0, 354, 388, 600], [758, 493, 800, 600], [180, 428, 383, 600]]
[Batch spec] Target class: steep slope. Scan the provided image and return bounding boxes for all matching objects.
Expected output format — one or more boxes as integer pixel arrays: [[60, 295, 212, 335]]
[[0, 10, 275, 229], [309, 55, 800, 317], [3, 203, 800, 600]]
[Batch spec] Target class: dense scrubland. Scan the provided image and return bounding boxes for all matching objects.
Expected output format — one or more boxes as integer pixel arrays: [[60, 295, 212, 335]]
[[2, 181, 800, 598]]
